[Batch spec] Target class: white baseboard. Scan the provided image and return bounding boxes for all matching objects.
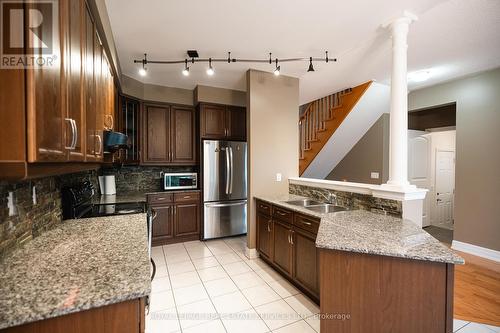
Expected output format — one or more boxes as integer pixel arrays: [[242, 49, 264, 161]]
[[245, 247, 260, 259], [451, 240, 500, 263]]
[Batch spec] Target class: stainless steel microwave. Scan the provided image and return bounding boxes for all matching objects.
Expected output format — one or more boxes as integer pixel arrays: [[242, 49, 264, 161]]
[[163, 173, 197, 190]]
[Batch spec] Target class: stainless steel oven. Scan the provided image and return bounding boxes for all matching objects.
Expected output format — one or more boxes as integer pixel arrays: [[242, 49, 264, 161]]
[[163, 172, 198, 190]]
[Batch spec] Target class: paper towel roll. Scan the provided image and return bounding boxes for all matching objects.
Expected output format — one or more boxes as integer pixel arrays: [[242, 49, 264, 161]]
[[98, 175, 116, 195]]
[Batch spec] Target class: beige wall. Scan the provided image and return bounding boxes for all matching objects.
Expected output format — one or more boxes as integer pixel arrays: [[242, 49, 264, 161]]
[[326, 113, 389, 184], [195, 85, 246, 107], [121, 75, 194, 105], [247, 70, 299, 248], [409, 67, 500, 251]]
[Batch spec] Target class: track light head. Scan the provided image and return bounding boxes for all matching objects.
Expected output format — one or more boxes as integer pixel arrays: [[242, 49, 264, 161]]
[[139, 53, 147, 76], [308, 57, 315, 72], [207, 58, 214, 76], [274, 65, 280, 76], [182, 59, 190, 76]]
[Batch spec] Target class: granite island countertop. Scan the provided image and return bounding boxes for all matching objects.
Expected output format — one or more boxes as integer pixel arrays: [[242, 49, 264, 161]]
[[255, 194, 464, 265], [0, 213, 151, 330]]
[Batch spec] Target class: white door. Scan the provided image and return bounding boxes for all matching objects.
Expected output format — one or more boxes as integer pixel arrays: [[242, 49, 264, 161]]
[[434, 150, 455, 227], [408, 131, 431, 227]]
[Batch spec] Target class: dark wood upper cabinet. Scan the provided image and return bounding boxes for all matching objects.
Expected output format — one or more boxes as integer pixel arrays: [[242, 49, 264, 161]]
[[64, 0, 85, 161], [118, 96, 141, 164], [83, 3, 97, 161], [26, 1, 66, 163], [0, 0, 116, 180], [171, 106, 196, 164], [199, 103, 246, 140], [142, 104, 196, 165], [143, 106, 170, 163], [226, 106, 246, 140]]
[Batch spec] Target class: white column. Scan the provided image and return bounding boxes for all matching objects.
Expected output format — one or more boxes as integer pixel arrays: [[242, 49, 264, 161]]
[[384, 13, 417, 190]]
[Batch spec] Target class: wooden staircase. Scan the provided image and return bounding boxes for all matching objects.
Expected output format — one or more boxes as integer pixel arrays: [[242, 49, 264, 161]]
[[299, 81, 373, 175]]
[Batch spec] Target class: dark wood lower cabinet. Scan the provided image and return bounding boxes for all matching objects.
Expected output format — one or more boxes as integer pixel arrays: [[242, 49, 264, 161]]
[[1, 298, 145, 333], [150, 191, 200, 246], [255, 199, 320, 303], [319, 249, 454, 333], [174, 202, 200, 237], [151, 204, 174, 245], [272, 220, 293, 277], [292, 227, 319, 297], [257, 213, 273, 261]]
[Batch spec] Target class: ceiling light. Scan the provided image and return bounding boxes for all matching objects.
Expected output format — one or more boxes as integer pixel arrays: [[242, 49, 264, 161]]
[[138, 53, 147, 76], [307, 57, 315, 72], [408, 70, 431, 82], [274, 59, 280, 76], [182, 59, 189, 76], [206, 58, 214, 76]]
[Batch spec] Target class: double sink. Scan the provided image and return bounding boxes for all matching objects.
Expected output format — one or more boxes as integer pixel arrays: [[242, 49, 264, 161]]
[[285, 198, 347, 214]]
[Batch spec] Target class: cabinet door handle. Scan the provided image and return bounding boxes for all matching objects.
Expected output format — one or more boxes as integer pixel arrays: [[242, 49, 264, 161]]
[[64, 118, 76, 150], [183, 195, 191, 199], [277, 211, 287, 216], [267, 220, 271, 232], [301, 221, 312, 226], [260, 204, 268, 210], [287, 230, 291, 244], [156, 197, 167, 201], [71, 119, 78, 150], [290, 231, 294, 245], [95, 134, 102, 155]]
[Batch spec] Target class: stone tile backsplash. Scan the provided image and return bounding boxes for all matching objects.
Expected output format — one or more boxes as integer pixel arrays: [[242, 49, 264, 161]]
[[0, 171, 97, 258], [102, 165, 197, 192], [289, 183, 402, 216]]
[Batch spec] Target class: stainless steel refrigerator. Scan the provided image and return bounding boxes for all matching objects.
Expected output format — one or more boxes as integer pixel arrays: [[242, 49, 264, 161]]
[[203, 140, 247, 239]]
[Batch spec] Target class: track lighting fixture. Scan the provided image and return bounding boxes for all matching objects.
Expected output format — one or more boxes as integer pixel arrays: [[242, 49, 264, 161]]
[[182, 59, 190, 76], [138, 53, 147, 76], [206, 58, 214, 76], [274, 59, 280, 76], [308, 57, 315, 72], [133, 50, 337, 77]]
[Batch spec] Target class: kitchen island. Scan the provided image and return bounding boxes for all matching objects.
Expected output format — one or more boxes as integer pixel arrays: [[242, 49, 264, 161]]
[[0, 214, 150, 332], [255, 194, 463, 333]]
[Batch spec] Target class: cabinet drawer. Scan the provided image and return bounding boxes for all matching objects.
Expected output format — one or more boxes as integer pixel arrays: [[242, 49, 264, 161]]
[[174, 192, 200, 203], [256, 200, 272, 216], [294, 213, 320, 235], [147, 193, 173, 205], [272, 206, 293, 224]]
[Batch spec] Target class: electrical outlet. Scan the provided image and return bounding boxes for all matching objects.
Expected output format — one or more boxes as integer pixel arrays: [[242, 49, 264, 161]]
[[32, 185, 37, 205], [7, 191, 17, 216], [276, 173, 282, 182], [370, 172, 380, 179]]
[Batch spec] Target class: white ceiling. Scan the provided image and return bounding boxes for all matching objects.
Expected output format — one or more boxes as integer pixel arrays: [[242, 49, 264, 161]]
[[105, 0, 500, 104]]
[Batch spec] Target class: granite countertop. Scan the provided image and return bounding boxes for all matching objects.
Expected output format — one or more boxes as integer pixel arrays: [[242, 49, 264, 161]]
[[0, 214, 151, 330], [93, 189, 201, 205], [255, 194, 464, 265]]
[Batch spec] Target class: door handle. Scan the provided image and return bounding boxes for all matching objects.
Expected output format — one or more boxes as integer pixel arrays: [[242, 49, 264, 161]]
[[229, 146, 234, 194], [301, 221, 312, 226], [225, 147, 230, 195], [267, 220, 271, 232], [64, 118, 76, 150], [205, 200, 247, 208], [290, 230, 294, 245], [95, 134, 102, 155], [71, 119, 78, 150]]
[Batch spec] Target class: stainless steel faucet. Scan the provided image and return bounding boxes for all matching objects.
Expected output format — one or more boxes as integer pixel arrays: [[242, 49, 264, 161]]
[[327, 192, 337, 205]]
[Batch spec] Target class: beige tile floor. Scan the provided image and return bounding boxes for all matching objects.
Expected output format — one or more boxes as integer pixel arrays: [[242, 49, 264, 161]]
[[148, 236, 500, 333], [148, 236, 318, 333]]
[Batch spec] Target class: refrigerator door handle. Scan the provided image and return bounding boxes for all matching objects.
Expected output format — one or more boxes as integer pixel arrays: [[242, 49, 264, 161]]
[[229, 146, 234, 195], [225, 147, 230, 195], [205, 200, 247, 208]]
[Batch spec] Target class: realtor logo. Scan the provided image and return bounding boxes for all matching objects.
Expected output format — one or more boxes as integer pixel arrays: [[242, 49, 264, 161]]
[[1, 0, 57, 68]]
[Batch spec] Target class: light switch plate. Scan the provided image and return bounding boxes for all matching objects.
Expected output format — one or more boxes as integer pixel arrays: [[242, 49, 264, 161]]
[[32, 185, 37, 205], [8, 191, 17, 216], [371, 172, 380, 179], [276, 173, 282, 182]]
